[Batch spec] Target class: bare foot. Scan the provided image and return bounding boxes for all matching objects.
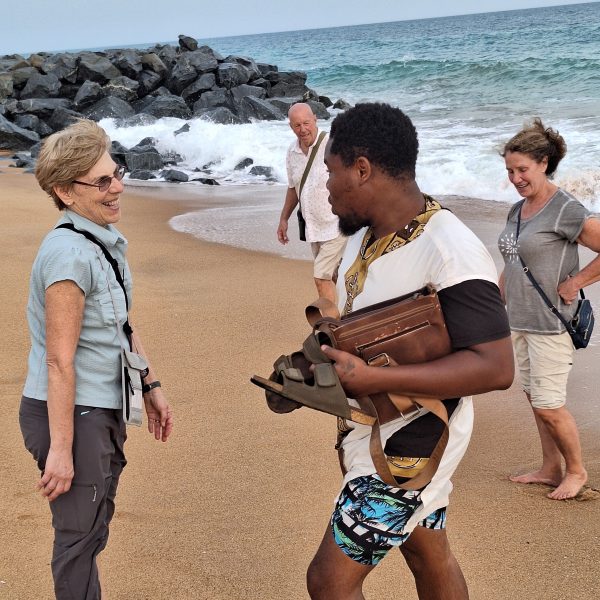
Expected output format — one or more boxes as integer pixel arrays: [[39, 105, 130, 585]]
[[509, 470, 562, 486], [547, 471, 588, 500]]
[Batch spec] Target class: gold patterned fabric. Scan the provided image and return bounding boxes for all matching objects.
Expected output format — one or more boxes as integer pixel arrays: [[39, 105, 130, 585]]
[[386, 456, 429, 478], [342, 195, 443, 316]]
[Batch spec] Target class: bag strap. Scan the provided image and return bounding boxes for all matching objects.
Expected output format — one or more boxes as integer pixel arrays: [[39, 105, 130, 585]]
[[307, 305, 449, 490], [515, 208, 582, 333], [298, 131, 327, 202], [55, 223, 133, 346]]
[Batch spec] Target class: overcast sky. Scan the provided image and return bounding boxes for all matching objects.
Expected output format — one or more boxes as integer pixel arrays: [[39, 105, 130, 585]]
[[1, 1, 594, 56]]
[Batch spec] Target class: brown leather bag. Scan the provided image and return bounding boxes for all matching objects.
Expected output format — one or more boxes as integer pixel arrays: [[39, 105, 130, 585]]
[[306, 285, 453, 489]]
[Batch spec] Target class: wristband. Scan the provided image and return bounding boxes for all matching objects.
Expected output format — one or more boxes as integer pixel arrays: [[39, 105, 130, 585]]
[[142, 380, 161, 394]]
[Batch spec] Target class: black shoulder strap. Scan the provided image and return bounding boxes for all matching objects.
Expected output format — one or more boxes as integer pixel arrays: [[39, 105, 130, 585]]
[[298, 131, 327, 201], [56, 222, 133, 340]]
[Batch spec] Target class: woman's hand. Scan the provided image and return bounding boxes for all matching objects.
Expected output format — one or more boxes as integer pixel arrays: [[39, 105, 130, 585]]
[[319, 346, 373, 398], [558, 275, 579, 305], [37, 447, 74, 502], [144, 387, 173, 442]]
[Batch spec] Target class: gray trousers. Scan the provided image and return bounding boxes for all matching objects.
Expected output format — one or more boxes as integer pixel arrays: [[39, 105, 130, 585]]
[[19, 397, 127, 600]]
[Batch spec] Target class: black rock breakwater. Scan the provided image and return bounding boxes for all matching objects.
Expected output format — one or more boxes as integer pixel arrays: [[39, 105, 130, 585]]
[[0, 34, 350, 181]]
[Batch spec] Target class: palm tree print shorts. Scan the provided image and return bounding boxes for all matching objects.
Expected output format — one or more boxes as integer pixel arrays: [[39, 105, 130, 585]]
[[331, 475, 447, 565]]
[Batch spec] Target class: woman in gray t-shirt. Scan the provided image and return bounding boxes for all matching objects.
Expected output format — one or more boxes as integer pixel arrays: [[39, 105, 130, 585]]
[[498, 118, 600, 501]]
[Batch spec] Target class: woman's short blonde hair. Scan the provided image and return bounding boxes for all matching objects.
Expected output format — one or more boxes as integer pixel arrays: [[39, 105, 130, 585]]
[[35, 119, 111, 210], [502, 117, 567, 178]]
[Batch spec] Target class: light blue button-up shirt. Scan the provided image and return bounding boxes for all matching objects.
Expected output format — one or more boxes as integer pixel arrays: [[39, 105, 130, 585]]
[[23, 210, 132, 408]]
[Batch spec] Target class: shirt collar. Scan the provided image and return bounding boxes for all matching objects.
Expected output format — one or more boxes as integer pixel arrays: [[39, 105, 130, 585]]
[[59, 210, 127, 249], [291, 129, 322, 154]]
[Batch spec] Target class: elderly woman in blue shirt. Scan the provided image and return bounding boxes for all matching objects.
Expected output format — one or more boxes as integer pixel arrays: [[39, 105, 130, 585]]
[[19, 119, 173, 599]]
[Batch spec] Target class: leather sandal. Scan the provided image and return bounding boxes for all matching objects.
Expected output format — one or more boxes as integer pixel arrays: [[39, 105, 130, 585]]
[[251, 335, 376, 426], [262, 353, 309, 414]]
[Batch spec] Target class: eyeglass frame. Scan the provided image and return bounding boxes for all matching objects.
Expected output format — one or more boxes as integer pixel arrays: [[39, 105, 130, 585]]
[[72, 165, 126, 192]]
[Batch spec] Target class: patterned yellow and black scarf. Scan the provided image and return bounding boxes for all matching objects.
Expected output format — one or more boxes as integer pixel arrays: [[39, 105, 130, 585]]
[[342, 195, 443, 316]]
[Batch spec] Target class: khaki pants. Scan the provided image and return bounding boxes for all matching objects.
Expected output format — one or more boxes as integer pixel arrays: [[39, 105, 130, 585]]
[[20, 397, 127, 600]]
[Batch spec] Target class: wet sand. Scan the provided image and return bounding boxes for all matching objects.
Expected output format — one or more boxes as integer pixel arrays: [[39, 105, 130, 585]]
[[1, 166, 599, 599]]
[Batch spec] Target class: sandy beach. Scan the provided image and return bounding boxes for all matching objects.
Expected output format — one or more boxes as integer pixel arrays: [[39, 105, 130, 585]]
[[1, 164, 600, 600]]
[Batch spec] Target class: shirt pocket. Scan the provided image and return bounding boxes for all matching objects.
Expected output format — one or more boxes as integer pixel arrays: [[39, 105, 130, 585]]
[[93, 281, 126, 327]]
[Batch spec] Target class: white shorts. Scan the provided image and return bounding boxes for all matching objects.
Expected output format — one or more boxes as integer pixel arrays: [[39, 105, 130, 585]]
[[511, 331, 574, 409]]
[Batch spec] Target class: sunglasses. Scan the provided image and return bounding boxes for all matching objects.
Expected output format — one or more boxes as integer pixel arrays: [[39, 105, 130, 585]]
[[72, 166, 126, 192]]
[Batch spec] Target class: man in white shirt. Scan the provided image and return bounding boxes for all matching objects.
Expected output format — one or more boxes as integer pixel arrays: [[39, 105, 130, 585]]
[[277, 103, 346, 302], [305, 102, 514, 599]]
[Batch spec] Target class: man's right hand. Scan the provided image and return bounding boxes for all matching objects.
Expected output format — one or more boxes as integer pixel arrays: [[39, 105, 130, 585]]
[[277, 219, 289, 245]]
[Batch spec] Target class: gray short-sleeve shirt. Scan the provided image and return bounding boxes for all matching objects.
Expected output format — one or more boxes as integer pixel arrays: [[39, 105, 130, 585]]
[[498, 188, 589, 334]]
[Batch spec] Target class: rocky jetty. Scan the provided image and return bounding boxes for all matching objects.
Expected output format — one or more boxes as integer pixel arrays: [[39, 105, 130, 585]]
[[0, 34, 349, 181]]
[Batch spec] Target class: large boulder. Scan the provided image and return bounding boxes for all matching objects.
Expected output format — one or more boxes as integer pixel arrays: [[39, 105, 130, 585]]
[[224, 55, 261, 80], [20, 73, 62, 99], [129, 169, 156, 180], [216, 62, 250, 89], [0, 74, 13, 99], [263, 70, 309, 98], [103, 76, 139, 103], [41, 53, 78, 83], [48, 107, 84, 132], [10, 66, 38, 89], [14, 113, 40, 131], [193, 89, 233, 112], [13, 113, 52, 137], [112, 50, 143, 79], [15, 98, 71, 119], [156, 45, 179, 70], [162, 168, 189, 182], [77, 53, 121, 84], [230, 83, 266, 102], [124, 147, 164, 172], [110, 140, 128, 166], [257, 63, 278, 76], [84, 96, 135, 120], [239, 96, 285, 121], [143, 95, 191, 119], [167, 55, 198, 94], [141, 53, 168, 77], [268, 97, 299, 115], [181, 73, 216, 105], [0, 55, 29, 71], [186, 48, 219, 74], [137, 70, 163, 97], [305, 100, 330, 120], [178, 35, 198, 52], [73, 80, 105, 110], [195, 106, 242, 125], [27, 53, 46, 69], [249, 165, 276, 180], [0, 114, 40, 150], [249, 77, 271, 94]]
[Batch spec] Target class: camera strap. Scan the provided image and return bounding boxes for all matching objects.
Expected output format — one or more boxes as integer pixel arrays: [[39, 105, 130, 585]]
[[55, 222, 133, 346]]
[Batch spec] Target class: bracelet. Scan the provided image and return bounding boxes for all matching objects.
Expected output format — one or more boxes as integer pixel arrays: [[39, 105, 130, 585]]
[[142, 380, 161, 394]]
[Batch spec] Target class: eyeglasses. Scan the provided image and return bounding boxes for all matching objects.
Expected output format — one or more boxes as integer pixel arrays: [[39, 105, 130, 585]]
[[72, 166, 126, 192]]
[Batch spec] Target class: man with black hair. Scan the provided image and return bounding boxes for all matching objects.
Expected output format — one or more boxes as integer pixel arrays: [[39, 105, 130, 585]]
[[305, 103, 514, 599]]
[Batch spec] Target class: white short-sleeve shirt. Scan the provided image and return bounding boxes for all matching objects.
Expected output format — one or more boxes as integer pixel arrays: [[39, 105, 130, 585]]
[[336, 209, 499, 532], [286, 131, 340, 243]]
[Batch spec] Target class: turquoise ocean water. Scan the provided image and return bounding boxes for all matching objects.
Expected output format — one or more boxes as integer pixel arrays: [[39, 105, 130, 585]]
[[98, 3, 600, 254]]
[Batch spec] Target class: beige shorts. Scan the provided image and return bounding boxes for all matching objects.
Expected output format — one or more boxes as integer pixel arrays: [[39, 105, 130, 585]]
[[311, 235, 347, 280], [511, 331, 574, 409]]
